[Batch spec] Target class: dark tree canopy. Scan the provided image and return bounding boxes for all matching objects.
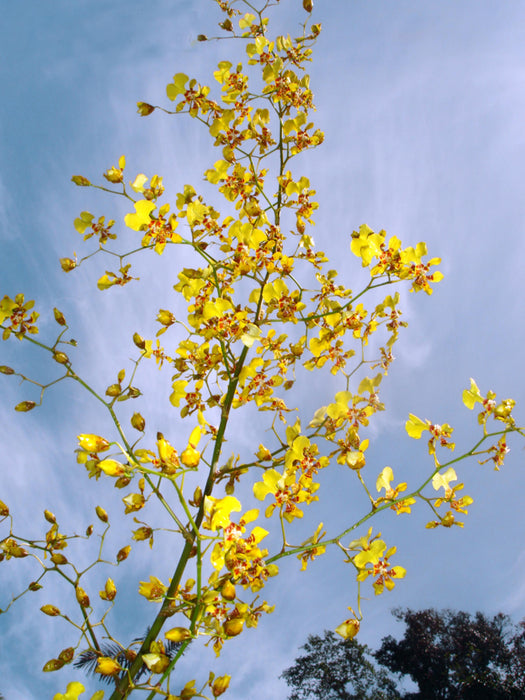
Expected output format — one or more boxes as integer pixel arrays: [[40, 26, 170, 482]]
[[283, 611, 525, 700], [375, 608, 525, 699], [281, 630, 401, 700]]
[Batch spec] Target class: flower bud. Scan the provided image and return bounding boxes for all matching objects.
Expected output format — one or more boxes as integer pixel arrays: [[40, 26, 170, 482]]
[[117, 545, 131, 562], [95, 505, 109, 522], [223, 618, 244, 637], [165, 627, 192, 642], [53, 308, 67, 326], [41, 604, 61, 616], [58, 647, 75, 663], [137, 102, 155, 116], [75, 586, 90, 607], [221, 580, 236, 601], [104, 167, 124, 184], [59, 257, 77, 272], [131, 412, 146, 431], [53, 351, 70, 365], [211, 676, 231, 698], [98, 459, 126, 477], [44, 509, 56, 523], [192, 485, 202, 507], [181, 446, 200, 468], [71, 175, 91, 186], [100, 577, 117, 601], [0, 365, 15, 375], [157, 309, 175, 326], [78, 434, 110, 452], [15, 400, 36, 412], [96, 657, 122, 676], [51, 553, 68, 566], [133, 332, 146, 349], [224, 548, 238, 571], [42, 658, 64, 672], [212, 675, 231, 697]]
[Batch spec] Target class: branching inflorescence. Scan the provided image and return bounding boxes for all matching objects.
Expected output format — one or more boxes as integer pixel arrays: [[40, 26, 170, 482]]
[[1, 1, 523, 699]]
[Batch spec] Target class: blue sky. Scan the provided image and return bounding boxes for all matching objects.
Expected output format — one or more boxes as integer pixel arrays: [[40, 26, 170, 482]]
[[2, 1, 525, 698]]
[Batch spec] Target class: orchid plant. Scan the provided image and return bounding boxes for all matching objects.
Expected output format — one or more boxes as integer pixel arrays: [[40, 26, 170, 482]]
[[1, 1, 523, 698]]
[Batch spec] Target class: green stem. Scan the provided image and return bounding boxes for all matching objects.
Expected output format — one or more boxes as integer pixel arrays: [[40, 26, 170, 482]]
[[108, 345, 250, 700]]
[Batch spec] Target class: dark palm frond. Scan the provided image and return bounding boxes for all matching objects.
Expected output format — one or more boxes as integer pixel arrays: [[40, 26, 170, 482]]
[[74, 642, 140, 685], [131, 632, 186, 660], [74, 630, 189, 684], [73, 648, 101, 677]]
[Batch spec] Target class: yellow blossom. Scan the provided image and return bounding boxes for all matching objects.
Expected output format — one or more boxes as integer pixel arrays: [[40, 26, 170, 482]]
[[96, 657, 122, 676], [139, 576, 167, 602]]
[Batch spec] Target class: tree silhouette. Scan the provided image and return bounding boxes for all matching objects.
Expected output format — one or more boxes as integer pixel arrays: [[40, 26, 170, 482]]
[[375, 608, 525, 699], [281, 630, 400, 700], [283, 611, 525, 699]]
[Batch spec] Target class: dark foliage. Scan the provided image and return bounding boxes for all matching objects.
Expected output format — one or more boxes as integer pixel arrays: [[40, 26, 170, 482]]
[[281, 630, 401, 700], [375, 608, 525, 699], [283, 610, 525, 700], [74, 632, 185, 685]]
